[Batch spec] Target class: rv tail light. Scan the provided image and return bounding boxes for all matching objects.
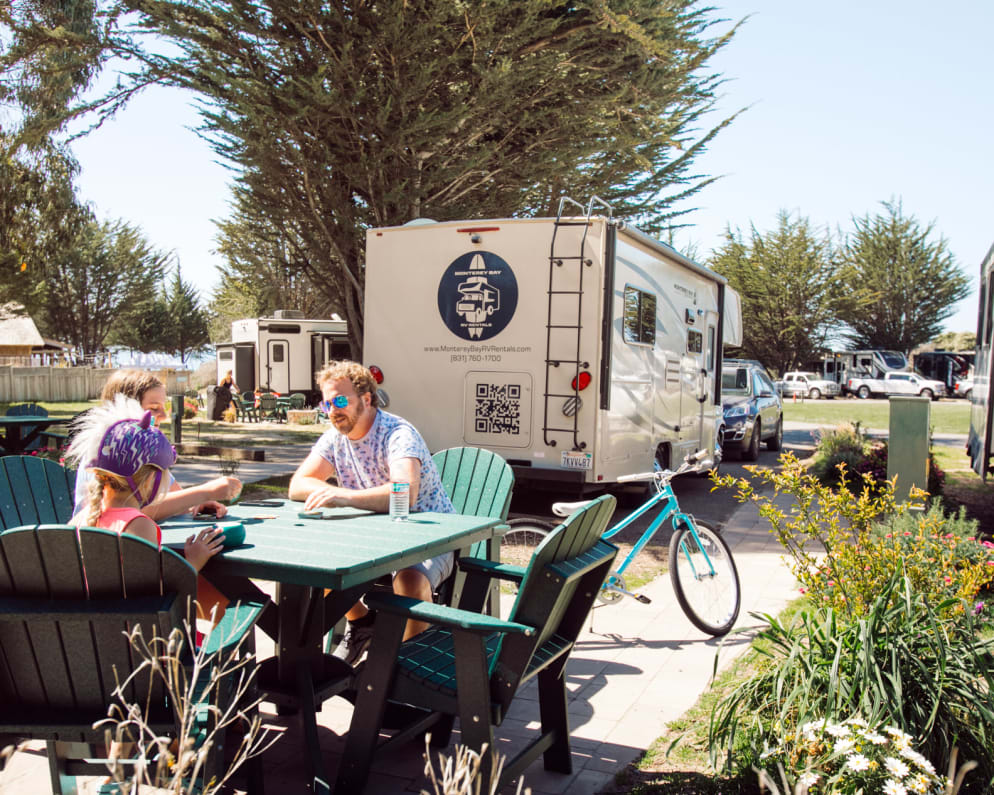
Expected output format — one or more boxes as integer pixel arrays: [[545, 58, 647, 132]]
[[369, 365, 384, 384], [571, 371, 592, 391]]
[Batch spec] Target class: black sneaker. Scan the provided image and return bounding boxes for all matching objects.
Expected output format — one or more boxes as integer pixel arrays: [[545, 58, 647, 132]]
[[333, 620, 376, 666]]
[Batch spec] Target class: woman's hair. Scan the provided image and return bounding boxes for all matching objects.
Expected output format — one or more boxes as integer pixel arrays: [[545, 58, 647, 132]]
[[100, 369, 164, 404], [219, 370, 234, 386], [316, 360, 380, 408]]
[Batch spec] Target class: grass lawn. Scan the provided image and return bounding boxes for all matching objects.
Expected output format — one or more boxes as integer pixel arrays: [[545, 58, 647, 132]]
[[783, 397, 971, 435]]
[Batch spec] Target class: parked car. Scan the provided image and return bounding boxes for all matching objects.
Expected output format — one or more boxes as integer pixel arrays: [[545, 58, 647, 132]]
[[778, 371, 841, 400], [720, 360, 784, 461]]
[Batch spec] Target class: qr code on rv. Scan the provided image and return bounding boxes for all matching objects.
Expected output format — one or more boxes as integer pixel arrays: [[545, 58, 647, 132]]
[[475, 383, 521, 434]]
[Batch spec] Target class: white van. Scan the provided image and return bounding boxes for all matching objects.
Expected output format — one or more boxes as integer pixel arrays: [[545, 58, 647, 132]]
[[363, 204, 742, 491]]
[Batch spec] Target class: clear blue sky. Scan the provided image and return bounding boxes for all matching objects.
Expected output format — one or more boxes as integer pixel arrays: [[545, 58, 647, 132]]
[[71, 1, 994, 334]]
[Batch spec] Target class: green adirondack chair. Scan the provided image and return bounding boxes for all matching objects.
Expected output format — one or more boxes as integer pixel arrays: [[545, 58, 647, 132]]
[[0, 456, 77, 531], [335, 493, 618, 793], [432, 447, 514, 608], [231, 394, 260, 423], [0, 525, 267, 794]]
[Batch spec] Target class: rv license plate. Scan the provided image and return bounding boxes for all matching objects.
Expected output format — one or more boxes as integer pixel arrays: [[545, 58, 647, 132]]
[[561, 451, 592, 471]]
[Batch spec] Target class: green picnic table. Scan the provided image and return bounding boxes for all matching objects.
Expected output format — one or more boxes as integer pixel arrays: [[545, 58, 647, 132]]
[[0, 415, 66, 455], [160, 499, 502, 793]]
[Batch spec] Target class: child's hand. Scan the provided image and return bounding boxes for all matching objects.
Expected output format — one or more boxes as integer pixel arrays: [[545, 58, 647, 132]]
[[193, 500, 228, 519], [184, 526, 225, 571]]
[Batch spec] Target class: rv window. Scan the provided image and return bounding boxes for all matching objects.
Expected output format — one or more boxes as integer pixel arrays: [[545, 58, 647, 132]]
[[266, 324, 301, 334], [688, 329, 703, 354], [623, 286, 656, 346], [219, 350, 233, 360], [272, 344, 285, 363]]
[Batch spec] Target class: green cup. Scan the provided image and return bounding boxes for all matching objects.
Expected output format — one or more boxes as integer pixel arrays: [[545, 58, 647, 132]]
[[217, 521, 246, 548]]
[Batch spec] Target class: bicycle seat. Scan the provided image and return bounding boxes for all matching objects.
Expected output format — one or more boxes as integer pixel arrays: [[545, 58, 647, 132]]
[[552, 499, 594, 517]]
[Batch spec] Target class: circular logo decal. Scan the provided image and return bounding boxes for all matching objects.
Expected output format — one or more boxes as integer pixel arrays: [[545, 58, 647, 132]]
[[437, 251, 518, 341]]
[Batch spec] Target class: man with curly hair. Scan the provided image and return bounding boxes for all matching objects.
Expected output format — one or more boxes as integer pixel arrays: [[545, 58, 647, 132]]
[[289, 360, 454, 663]]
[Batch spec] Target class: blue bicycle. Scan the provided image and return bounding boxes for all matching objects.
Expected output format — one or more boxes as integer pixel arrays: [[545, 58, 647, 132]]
[[502, 451, 741, 636]]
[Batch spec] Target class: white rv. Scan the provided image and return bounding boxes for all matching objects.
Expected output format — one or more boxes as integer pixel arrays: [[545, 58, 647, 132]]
[[215, 311, 350, 401], [363, 205, 742, 490]]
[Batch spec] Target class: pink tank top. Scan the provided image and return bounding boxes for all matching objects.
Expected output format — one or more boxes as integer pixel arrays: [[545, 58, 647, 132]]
[[97, 506, 163, 545]]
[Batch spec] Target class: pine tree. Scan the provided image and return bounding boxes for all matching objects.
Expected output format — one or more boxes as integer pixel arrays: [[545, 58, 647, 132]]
[[710, 212, 844, 376], [839, 201, 970, 353]]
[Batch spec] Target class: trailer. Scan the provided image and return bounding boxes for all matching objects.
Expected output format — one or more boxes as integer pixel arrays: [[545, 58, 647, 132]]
[[215, 311, 350, 402], [811, 349, 909, 393], [362, 201, 742, 491]]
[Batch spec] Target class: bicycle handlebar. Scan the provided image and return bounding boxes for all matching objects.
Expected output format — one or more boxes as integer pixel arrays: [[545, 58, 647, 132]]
[[616, 449, 713, 483]]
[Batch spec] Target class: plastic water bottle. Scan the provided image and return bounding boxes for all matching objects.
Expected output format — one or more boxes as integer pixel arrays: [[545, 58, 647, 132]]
[[389, 481, 410, 521]]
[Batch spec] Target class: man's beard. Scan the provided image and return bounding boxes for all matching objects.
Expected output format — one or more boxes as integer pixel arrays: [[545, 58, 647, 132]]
[[332, 400, 365, 434]]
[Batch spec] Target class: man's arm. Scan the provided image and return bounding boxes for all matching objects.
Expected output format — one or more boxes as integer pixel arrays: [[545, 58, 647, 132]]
[[289, 452, 338, 501], [297, 456, 422, 513]]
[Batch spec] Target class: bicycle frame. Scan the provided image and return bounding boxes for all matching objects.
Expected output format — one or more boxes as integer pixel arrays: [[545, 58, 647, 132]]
[[602, 478, 716, 582]]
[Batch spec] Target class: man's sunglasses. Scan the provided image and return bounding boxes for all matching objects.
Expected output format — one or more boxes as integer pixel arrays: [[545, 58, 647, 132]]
[[319, 395, 351, 413]]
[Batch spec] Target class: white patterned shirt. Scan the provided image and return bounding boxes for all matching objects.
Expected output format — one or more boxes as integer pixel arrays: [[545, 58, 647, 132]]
[[310, 410, 453, 514]]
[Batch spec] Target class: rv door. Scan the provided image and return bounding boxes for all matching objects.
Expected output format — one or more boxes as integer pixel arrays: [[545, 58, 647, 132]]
[[267, 339, 290, 393]]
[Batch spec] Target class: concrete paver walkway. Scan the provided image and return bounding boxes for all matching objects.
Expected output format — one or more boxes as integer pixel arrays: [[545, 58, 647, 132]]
[[0, 456, 800, 795]]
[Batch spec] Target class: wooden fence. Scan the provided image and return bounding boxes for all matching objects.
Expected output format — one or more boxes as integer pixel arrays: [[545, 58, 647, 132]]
[[0, 367, 194, 403]]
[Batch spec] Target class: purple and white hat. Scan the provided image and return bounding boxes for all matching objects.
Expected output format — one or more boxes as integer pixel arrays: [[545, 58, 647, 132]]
[[88, 411, 176, 507]]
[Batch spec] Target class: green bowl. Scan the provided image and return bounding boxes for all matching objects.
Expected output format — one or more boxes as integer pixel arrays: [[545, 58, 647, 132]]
[[218, 521, 246, 548]]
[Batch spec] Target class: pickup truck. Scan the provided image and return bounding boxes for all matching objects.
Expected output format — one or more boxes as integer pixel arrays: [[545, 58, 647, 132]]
[[778, 371, 841, 400], [846, 371, 946, 400]]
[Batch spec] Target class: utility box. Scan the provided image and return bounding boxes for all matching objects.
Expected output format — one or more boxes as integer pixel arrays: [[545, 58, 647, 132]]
[[888, 396, 931, 502]]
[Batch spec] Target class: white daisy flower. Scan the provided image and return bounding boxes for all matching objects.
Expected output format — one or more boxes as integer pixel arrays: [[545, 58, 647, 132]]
[[826, 722, 851, 737], [848, 716, 868, 727], [885, 757, 911, 779], [908, 773, 932, 793], [863, 730, 888, 744], [834, 737, 857, 754], [798, 771, 820, 787], [883, 780, 908, 795], [846, 753, 871, 771]]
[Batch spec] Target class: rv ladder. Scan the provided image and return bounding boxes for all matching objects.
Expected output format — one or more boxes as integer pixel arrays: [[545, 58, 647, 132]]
[[542, 197, 610, 452]]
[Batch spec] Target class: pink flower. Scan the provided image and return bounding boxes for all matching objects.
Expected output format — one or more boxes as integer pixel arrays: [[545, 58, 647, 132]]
[[885, 533, 893, 538], [827, 580, 836, 587], [904, 532, 911, 536], [987, 561, 994, 567], [944, 576, 952, 584], [799, 587, 806, 594], [945, 533, 955, 539]]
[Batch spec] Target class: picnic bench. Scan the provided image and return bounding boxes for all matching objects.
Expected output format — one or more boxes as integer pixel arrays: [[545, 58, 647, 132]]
[[336, 493, 618, 792], [0, 525, 267, 794]]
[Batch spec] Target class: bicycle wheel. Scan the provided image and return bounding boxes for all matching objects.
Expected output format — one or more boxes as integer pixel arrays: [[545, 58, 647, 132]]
[[668, 520, 740, 636], [501, 517, 554, 568]]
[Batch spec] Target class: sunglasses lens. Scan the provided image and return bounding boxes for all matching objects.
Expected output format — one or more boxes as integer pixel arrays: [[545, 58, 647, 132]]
[[332, 395, 349, 408]]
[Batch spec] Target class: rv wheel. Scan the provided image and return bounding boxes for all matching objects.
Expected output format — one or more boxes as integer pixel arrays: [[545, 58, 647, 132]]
[[857, 385, 871, 399]]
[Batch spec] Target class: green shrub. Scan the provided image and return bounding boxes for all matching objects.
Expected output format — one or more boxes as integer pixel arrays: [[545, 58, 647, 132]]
[[809, 425, 871, 488], [713, 454, 994, 617], [709, 575, 994, 792]]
